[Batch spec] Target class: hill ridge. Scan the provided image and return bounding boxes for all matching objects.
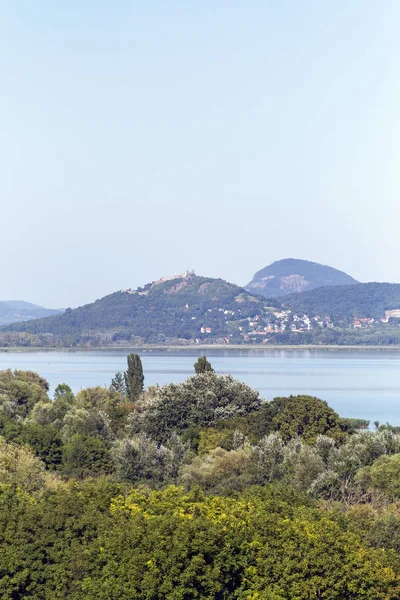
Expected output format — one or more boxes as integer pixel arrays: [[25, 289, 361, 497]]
[[1, 273, 268, 345]]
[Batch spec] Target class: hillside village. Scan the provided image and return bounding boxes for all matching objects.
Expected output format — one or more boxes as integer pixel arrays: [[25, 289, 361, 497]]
[[195, 303, 400, 345]]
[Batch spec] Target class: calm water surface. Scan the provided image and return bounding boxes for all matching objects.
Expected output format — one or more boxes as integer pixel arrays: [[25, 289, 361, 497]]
[[1, 349, 400, 424]]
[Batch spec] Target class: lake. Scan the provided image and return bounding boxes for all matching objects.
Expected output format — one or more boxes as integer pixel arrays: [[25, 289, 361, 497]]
[[1, 348, 400, 425]]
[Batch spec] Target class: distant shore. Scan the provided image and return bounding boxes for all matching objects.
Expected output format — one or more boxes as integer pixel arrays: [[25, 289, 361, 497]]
[[1, 344, 400, 353]]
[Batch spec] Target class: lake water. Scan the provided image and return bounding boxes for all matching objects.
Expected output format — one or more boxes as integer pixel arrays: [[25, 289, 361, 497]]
[[1, 349, 400, 425]]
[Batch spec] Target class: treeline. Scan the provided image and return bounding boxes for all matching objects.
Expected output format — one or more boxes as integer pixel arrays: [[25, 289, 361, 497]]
[[4, 324, 400, 348], [1, 358, 400, 597], [253, 323, 400, 346]]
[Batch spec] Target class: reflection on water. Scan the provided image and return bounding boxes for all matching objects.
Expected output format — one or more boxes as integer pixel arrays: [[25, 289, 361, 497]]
[[1, 349, 400, 424]]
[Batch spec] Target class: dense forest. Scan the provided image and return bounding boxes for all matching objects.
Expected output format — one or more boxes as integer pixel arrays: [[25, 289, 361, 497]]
[[282, 282, 400, 320], [1, 273, 269, 346], [1, 357, 400, 598]]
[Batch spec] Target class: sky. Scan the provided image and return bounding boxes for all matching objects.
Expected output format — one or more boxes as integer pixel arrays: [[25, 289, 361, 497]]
[[1, 1, 399, 308]]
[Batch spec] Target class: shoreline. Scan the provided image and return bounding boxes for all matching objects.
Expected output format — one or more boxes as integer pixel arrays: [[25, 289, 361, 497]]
[[1, 344, 400, 353]]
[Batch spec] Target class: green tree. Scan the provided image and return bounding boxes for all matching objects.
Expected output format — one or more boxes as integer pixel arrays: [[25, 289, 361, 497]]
[[60, 407, 114, 444], [272, 395, 346, 443], [194, 356, 214, 374], [0, 369, 50, 418], [110, 372, 126, 395], [62, 434, 113, 478], [124, 354, 144, 401], [111, 434, 165, 483], [356, 454, 400, 500], [129, 373, 262, 443], [0, 437, 60, 494], [54, 383, 75, 403], [76, 386, 117, 411], [19, 422, 63, 470]]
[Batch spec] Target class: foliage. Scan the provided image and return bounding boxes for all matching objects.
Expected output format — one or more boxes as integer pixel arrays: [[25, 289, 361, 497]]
[[0, 437, 61, 494], [270, 395, 347, 443], [0, 483, 398, 599], [62, 434, 113, 478], [17, 422, 63, 469], [194, 355, 214, 374], [54, 383, 75, 402], [111, 432, 189, 485], [124, 353, 144, 401], [76, 386, 117, 411], [60, 406, 114, 444], [2, 368, 400, 596], [340, 417, 370, 431], [128, 372, 262, 442], [110, 371, 126, 395], [179, 446, 253, 492], [0, 369, 49, 418], [356, 454, 400, 500]]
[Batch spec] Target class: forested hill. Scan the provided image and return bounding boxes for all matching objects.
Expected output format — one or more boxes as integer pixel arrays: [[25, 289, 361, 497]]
[[5, 275, 400, 348], [2, 272, 268, 345], [282, 282, 400, 319], [246, 258, 358, 297]]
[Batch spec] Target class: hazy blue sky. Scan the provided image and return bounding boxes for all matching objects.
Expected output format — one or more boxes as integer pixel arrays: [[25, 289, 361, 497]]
[[1, 1, 399, 307]]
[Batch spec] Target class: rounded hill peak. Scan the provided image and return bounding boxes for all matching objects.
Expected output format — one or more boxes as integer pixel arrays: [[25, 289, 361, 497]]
[[246, 258, 358, 298]]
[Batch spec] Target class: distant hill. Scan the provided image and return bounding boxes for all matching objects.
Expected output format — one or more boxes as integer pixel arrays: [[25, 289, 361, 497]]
[[282, 282, 400, 320], [245, 258, 358, 298], [2, 272, 268, 345], [0, 301, 63, 326], [5, 273, 400, 349]]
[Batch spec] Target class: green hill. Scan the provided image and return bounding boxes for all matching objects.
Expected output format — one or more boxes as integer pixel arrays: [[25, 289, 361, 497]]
[[246, 258, 358, 298], [282, 282, 400, 320], [2, 272, 267, 346]]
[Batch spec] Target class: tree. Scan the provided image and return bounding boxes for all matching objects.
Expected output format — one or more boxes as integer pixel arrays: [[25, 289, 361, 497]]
[[0, 369, 50, 418], [129, 373, 262, 443], [271, 395, 346, 443], [62, 434, 112, 478], [19, 423, 63, 470], [60, 407, 114, 444], [111, 434, 165, 483], [179, 446, 253, 492], [124, 354, 144, 401], [110, 372, 126, 395], [356, 454, 400, 500], [194, 356, 214, 374], [54, 383, 75, 403], [0, 437, 59, 494], [76, 386, 117, 411]]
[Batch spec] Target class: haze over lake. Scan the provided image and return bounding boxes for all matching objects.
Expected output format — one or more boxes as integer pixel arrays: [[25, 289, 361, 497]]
[[2, 349, 400, 425]]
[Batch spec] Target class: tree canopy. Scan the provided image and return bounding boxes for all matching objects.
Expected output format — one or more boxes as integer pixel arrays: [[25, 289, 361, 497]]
[[0, 366, 399, 597]]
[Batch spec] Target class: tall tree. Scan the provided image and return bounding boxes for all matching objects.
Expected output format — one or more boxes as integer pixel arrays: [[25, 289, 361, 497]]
[[124, 354, 144, 401], [194, 356, 214, 374]]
